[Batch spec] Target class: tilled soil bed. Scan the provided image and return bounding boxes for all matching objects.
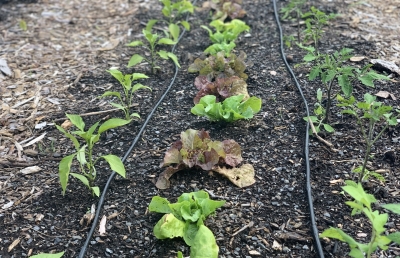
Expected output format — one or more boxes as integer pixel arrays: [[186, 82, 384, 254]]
[[1, 0, 400, 258]]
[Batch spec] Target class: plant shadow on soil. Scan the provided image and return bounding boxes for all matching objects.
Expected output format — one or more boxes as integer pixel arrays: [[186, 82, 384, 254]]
[[2, 0, 400, 257]]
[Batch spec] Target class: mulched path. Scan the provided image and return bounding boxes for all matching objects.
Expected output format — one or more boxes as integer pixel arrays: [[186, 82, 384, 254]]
[[1, 0, 399, 257]]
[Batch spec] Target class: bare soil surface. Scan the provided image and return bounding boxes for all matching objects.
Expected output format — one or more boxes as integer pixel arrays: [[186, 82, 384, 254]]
[[1, 0, 399, 257]]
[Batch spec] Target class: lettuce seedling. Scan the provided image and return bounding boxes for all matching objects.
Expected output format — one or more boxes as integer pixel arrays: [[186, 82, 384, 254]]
[[201, 19, 249, 56], [337, 93, 398, 182], [149, 190, 225, 258], [56, 114, 129, 196], [320, 180, 400, 258], [188, 51, 248, 81], [209, 0, 246, 21], [159, 0, 193, 42], [191, 94, 262, 122], [193, 75, 249, 104], [127, 20, 180, 74], [100, 69, 151, 120], [156, 129, 255, 189]]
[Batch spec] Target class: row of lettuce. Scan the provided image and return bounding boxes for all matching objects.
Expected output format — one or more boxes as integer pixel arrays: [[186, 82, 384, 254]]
[[52, 1, 258, 258]]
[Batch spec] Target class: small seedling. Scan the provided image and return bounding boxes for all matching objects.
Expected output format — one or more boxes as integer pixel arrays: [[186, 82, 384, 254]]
[[56, 114, 129, 196], [127, 21, 180, 74], [148, 190, 225, 258], [201, 19, 249, 56], [209, 0, 246, 21], [280, 0, 306, 41], [100, 69, 151, 120], [337, 93, 398, 182], [320, 180, 400, 258], [191, 94, 262, 122], [301, 6, 337, 52], [298, 46, 389, 122], [303, 88, 334, 135], [159, 0, 193, 41]]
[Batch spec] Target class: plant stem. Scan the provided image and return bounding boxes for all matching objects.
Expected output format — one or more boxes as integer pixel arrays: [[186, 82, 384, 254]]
[[366, 228, 376, 258], [324, 76, 336, 123]]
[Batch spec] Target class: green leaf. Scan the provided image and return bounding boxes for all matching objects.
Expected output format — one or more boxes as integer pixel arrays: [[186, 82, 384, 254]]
[[131, 83, 151, 93], [127, 54, 144, 67], [131, 73, 149, 81], [110, 102, 125, 110], [183, 221, 200, 246], [146, 19, 158, 31], [98, 118, 130, 134], [29, 252, 65, 258], [304, 53, 317, 62], [101, 154, 126, 178], [70, 172, 91, 188], [158, 38, 176, 45], [76, 145, 87, 166], [316, 88, 322, 102], [126, 40, 143, 47], [323, 123, 334, 132], [149, 196, 172, 213], [100, 91, 121, 99], [168, 23, 180, 41], [338, 74, 352, 97], [91, 186, 100, 197], [59, 154, 76, 196], [387, 232, 400, 245], [190, 225, 219, 258], [382, 203, 400, 214], [55, 125, 80, 151], [66, 113, 85, 131], [166, 52, 181, 68], [153, 213, 185, 239], [309, 66, 321, 80], [181, 21, 190, 30]]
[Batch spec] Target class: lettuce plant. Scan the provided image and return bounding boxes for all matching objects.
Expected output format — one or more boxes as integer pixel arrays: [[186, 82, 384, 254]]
[[148, 190, 225, 258], [201, 19, 249, 56], [337, 93, 398, 182], [193, 75, 249, 104], [156, 129, 255, 189], [127, 21, 180, 74], [209, 0, 246, 21], [188, 51, 248, 81], [191, 94, 261, 122], [100, 69, 151, 120], [56, 114, 129, 196], [159, 0, 193, 41], [320, 180, 400, 258]]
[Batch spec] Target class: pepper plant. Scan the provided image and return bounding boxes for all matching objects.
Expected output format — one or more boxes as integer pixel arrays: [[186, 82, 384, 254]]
[[299, 46, 389, 123], [321, 180, 400, 258], [159, 0, 193, 41], [127, 20, 180, 74], [100, 69, 151, 120], [56, 114, 129, 196], [148, 190, 225, 258], [337, 93, 398, 182], [201, 19, 249, 56]]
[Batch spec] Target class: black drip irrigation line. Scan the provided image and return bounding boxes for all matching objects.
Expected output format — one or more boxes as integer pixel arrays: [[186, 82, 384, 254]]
[[78, 3, 197, 257], [271, 0, 325, 257]]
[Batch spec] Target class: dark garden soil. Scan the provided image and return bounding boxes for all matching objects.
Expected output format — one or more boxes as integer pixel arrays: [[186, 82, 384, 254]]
[[1, 0, 400, 257]]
